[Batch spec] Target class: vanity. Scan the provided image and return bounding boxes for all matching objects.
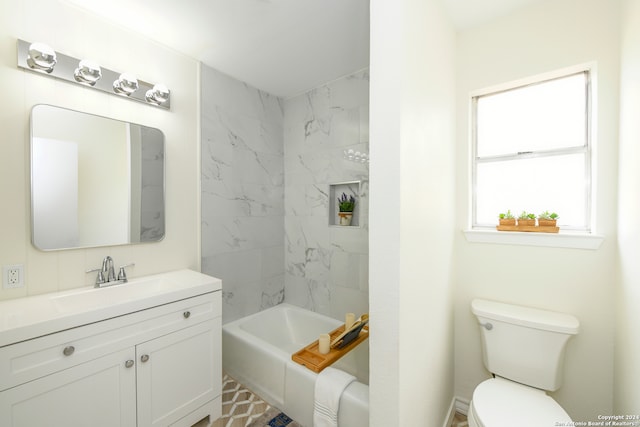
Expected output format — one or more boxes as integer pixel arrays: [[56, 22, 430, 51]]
[[0, 269, 222, 427]]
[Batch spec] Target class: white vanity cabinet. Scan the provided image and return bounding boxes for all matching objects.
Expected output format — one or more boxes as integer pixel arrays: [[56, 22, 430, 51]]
[[1, 347, 137, 426], [136, 317, 220, 426], [0, 270, 222, 427]]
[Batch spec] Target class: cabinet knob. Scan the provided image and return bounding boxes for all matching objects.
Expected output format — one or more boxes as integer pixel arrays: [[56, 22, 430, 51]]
[[63, 346, 75, 356], [183, 311, 191, 319], [125, 359, 134, 368], [140, 354, 150, 363]]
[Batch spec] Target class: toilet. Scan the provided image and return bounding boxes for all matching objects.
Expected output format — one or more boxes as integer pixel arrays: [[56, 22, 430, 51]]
[[468, 299, 580, 427]]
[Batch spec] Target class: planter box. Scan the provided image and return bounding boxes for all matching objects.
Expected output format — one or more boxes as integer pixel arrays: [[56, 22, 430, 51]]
[[496, 224, 559, 233]]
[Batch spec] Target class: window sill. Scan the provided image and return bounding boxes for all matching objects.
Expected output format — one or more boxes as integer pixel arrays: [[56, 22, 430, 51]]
[[463, 229, 604, 250]]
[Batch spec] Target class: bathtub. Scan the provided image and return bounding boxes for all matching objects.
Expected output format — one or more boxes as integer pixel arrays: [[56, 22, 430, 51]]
[[222, 303, 369, 427]]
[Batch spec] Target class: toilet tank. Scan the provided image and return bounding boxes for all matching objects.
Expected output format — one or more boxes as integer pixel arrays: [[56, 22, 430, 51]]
[[471, 299, 580, 392]]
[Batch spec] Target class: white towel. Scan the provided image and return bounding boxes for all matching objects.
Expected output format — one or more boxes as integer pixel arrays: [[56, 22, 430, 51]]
[[313, 367, 356, 427]]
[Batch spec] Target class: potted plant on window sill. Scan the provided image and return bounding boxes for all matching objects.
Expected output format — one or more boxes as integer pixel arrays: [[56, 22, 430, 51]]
[[538, 211, 559, 227], [498, 210, 516, 226], [337, 193, 356, 226], [517, 211, 536, 227]]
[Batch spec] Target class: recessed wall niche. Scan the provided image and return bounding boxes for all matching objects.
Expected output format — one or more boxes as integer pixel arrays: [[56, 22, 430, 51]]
[[329, 181, 361, 227]]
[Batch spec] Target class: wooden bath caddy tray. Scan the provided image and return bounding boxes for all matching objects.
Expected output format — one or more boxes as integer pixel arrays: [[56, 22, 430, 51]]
[[496, 225, 559, 233], [292, 324, 369, 373]]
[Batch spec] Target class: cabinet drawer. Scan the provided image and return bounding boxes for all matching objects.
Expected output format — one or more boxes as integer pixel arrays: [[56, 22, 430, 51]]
[[0, 291, 221, 391]]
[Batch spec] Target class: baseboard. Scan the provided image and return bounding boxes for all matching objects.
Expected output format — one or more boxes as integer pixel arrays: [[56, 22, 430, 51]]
[[443, 395, 471, 427], [455, 396, 470, 416], [442, 397, 456, 427]]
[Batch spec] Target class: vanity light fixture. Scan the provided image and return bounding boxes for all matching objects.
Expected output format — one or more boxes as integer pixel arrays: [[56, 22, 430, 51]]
[[113, 73, 139, 96], [73, 59, 102, 85], [17, 39, 171, 110], [26, 42, 57, 73], [145, 83, 170, 105]]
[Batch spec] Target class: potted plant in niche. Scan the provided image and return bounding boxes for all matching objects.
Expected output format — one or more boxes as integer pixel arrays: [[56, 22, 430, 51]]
[[498, 210, 516, 226], [337, 192, 356, 226], [518, 211, 536, 226], [538, 211, 559, 227]]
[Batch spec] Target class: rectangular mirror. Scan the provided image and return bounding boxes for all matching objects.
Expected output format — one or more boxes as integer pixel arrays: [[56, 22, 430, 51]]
[[30, 104, 165, 251]]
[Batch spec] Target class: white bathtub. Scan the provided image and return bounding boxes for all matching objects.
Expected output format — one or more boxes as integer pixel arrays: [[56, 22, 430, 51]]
[[222, 303, 369, 427]]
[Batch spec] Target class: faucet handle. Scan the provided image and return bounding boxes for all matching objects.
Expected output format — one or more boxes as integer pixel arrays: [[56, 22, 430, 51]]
[[117, 263, 135, 282], [86, 267, 106, 285]]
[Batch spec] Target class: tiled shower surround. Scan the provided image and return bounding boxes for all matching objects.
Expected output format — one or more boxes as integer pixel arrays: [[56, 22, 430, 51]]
[[201, 64, 369, 323], [201, 65, 285, 323], [283, 72, 370, 319]]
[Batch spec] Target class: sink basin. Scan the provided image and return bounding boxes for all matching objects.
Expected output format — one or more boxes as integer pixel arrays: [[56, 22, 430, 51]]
[[0, 269, 222, 347], [51, 277, 177, 312]]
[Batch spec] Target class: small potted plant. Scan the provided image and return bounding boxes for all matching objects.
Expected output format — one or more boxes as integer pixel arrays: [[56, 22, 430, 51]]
[[538, 211, 559, 227], [337, 192, 356, 226], [518, 211, 536, 226], [498, 210, 516, 226]]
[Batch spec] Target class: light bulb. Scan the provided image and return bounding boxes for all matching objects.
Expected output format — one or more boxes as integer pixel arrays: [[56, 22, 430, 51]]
[[145, 83, 170, 105], [74, 60, 102, 85], [113, 73, 138, 95], [26, 42, 57, 73]]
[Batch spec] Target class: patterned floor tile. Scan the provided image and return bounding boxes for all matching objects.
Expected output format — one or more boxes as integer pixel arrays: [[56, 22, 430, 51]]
[[214, 374, 272, 427]]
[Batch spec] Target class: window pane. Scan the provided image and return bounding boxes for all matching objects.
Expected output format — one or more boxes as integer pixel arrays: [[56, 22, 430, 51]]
[[477, 73, 586, 157], [476, 154, 587, 229]]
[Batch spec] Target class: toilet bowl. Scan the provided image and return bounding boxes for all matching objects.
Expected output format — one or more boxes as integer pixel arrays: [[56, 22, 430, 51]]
[[469, 299, 580, 427], [467, 378, 572, 427]]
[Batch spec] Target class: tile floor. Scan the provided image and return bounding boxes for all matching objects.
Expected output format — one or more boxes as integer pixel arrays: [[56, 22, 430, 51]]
[[194, 373, 470, 427], [452, 411, 469, 427]]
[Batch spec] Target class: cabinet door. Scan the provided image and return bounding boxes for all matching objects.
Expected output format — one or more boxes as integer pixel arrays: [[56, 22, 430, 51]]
[[0, 348, 136, 427], [136, 318, 221, 427]]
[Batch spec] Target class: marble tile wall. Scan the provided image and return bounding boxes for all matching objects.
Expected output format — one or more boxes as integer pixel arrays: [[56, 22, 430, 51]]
[[200, 65, 285, 323], [283, 70, 370, 320], [201, 65, 369, 323]]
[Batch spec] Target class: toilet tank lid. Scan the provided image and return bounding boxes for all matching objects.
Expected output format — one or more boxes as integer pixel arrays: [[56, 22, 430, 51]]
[[471, 299, 580, 334]]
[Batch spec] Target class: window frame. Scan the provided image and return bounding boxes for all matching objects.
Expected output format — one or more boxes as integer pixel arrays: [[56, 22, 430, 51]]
[[470, 68, 593, 233]]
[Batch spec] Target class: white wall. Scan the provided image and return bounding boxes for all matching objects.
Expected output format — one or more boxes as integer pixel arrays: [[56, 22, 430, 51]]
[[0, 0, 200, 300], [32, 138, 79, 249], [75, 116, 128, 246], [454, 0, 619, 421], [370, 0, 456, 425], [616, 0, 640, 414]]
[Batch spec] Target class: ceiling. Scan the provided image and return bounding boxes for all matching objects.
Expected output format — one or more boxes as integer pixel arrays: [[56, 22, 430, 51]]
[[442, 0, 545, 30], [63, 0, 544, 98]]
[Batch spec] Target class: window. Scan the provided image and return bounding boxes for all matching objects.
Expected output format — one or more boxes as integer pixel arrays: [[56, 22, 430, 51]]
[[472, 70, 592, 232]]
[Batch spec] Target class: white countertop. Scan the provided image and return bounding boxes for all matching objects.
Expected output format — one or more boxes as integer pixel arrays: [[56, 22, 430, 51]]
[[0, 269, 221, 347]]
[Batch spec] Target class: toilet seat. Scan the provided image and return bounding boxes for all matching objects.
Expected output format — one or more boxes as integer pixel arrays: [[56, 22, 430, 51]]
[[469, 378, 572, 427]]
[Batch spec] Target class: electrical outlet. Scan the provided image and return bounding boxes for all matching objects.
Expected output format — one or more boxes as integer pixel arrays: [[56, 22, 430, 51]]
[[3, 265, 24, 289]]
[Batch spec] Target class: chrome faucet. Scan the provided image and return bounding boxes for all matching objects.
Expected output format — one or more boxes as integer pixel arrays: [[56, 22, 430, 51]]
[[87, 257, 135, 288], [102, 256, 116, 283]]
